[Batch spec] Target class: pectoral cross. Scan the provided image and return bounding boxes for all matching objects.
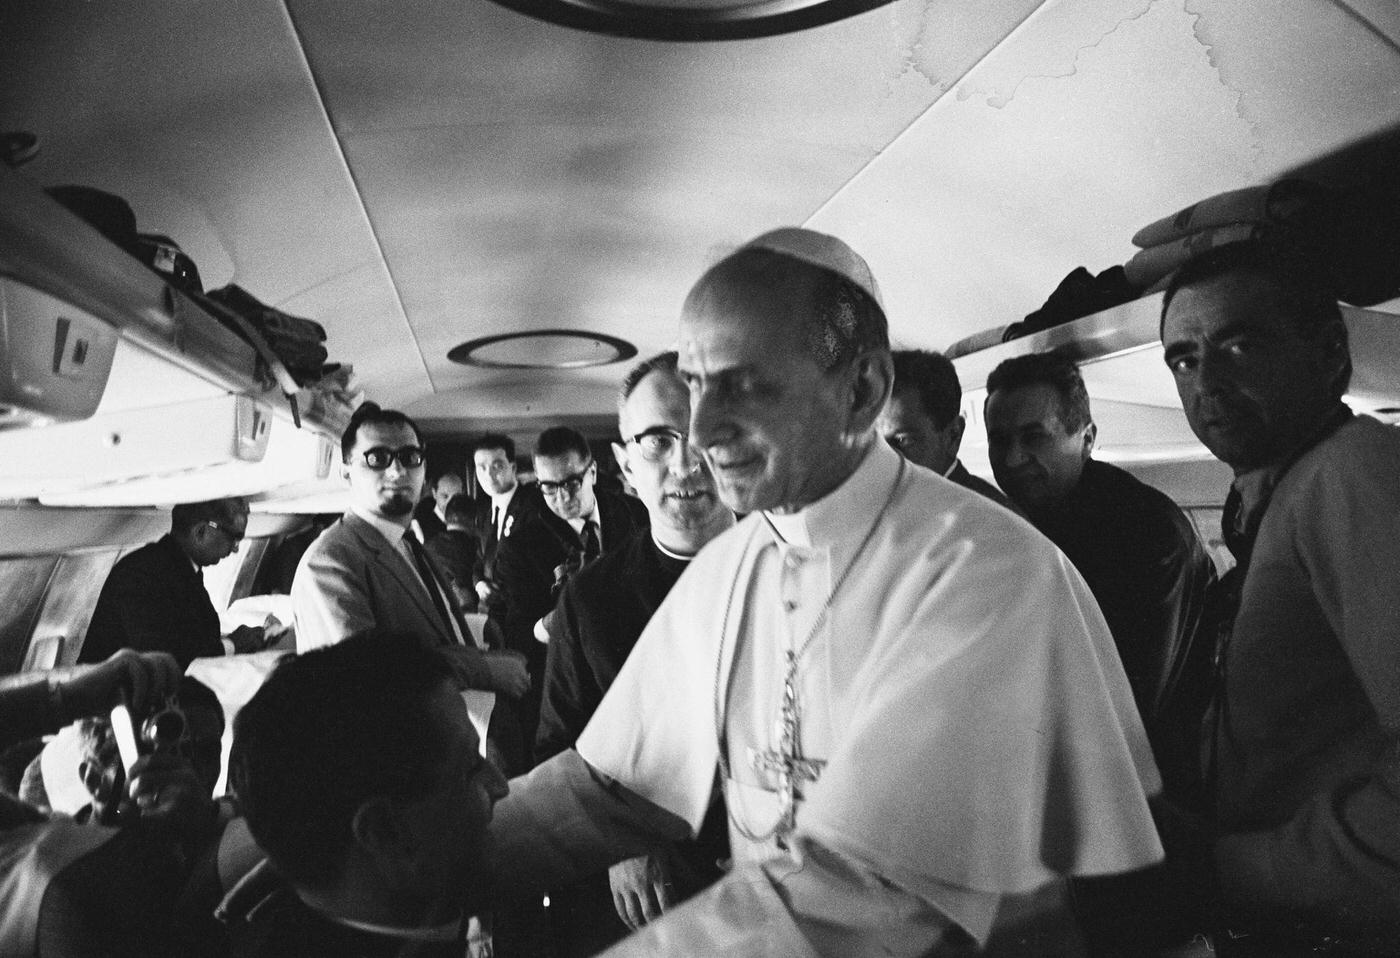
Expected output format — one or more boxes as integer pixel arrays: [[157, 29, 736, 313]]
[[750, 650, 826, 850]]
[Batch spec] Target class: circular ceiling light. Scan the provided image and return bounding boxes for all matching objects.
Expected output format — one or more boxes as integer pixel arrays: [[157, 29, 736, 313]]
[[487, 0, 898, 41], [448, 329, 638, 370]]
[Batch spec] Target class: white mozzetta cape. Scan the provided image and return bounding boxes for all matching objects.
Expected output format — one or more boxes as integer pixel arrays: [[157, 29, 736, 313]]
[[577, 441, 1162, 941]]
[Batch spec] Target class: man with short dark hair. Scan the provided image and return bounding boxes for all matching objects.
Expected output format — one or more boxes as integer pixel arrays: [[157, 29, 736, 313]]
[[414, 471, 465, 543], [490, 426, 647, 760], [535, 352, 733, 955], [471, 433, 543, 610], [80, 497, 268, 669], [425, 494, 481, 613], [495, 228, 1163, 955], [983, 350, 1215, 802], [878, 349, 1019, 511], [291, 402, 527, 697], [1161, 240, 1400, 952], [228, 633, 509, 956]]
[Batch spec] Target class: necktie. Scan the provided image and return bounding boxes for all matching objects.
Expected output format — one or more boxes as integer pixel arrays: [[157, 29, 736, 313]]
[[405, 534, 459, 644], [491, 505, 501, 539], [580, 519, 601, 564]]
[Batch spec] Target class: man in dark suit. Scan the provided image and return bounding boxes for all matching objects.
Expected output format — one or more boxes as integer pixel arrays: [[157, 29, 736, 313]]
[[424, 494, 480, 613], [290, 403, 528, 732], [412, 471, 465, 544], [470, 433, 543, 612], [535, 353, 732, 956], [877, 349, 1021, 513], [79, 497, 267, 669], [489, 426, 647, 760]]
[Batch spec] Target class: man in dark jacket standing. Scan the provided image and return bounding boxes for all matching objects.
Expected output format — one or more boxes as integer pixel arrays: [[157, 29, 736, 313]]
[[489, 426, 647, 762], [534, 351, 733, 957], [984, 351, 1216, 801]]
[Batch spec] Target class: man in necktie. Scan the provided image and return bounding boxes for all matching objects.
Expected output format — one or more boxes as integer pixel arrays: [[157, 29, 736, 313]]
[[471, 434, 544, 614], [290, 403, 529, 767], [489, 426, 647, 767]]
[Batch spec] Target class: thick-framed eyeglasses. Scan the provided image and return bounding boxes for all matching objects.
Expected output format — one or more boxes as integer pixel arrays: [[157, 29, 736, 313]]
[[358, 446, 426, 471], [625, 426, 688, 463], [204, 520, 245, 545], [539, 461, 593, 498]]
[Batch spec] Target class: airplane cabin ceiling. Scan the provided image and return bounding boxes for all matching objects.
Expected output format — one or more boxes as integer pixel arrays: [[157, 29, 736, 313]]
[[2, 0, 1397, 448]]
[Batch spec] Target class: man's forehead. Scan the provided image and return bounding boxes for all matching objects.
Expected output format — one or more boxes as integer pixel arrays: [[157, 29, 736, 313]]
[[620, 368, 688, 434], [475, 447, 508, 463], [535, 450, 588, 475], [355, 420, 417, 448], [987, 384, 1063, 425]]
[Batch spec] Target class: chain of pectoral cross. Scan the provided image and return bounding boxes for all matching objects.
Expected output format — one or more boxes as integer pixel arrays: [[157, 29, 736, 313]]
[[750, 650, 827, 849], [713, 455, 907, 850]]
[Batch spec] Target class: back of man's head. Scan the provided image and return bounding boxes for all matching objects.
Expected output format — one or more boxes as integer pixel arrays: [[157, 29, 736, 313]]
[[170, 497, 248, 536], [985, 351, 1092, 433], [443, 494, 475, 528], [230, 634, 454, 889], [1162, 239, 1352, 398], [891, 350, 961, 429], [341, 402, 423, 463], [535, 426, 590, 463]]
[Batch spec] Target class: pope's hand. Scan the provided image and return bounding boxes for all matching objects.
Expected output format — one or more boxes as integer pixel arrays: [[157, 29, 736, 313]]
[[610, 853, 676, 930]]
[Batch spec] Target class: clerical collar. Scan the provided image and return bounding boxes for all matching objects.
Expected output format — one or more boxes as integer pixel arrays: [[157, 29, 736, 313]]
[[759, 440, 891, 550], [651, 532, 698, 562], [351, 505, 413, 550]]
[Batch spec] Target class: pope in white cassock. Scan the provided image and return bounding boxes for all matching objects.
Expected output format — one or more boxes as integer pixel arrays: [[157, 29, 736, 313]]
[[492, 228, 1164, 956]]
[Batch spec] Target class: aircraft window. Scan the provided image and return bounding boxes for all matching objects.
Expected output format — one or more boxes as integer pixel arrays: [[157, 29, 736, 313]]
[[0, 556, 61, 674], [30, 553, 122, 668]]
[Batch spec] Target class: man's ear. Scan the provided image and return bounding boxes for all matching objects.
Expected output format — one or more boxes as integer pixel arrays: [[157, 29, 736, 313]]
[[849, 351, 894, 433], [78, 760, 102, 798], [611, 442, 631, 484], [1082, 421, 1098, 458], [351, 797, 409, 861], [943, 414, 967, 457]]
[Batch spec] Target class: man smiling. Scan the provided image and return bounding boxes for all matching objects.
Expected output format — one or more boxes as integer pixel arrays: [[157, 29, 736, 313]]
[[535, 352, 733, 956], [495, 228, 1164, 956]]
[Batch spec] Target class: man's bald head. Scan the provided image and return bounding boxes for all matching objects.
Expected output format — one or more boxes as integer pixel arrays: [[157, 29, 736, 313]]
[[678, 231, 893, 515]]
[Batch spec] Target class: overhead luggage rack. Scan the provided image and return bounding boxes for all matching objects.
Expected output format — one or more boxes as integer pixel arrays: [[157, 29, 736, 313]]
[[0, 170, 347, 440]]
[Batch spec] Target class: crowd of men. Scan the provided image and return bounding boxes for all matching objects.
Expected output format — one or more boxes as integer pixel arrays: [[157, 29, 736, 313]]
[[1, 231, 1396, 958]]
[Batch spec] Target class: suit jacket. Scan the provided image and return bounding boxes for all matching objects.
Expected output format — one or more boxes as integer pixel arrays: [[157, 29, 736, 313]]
[[947, 460, 1024, 517], [79, 534, 224, 669], [424, 528, 481, 610], [472, 482, 545, 587], [291, 512, 491, 688], [489, 490, 648, 660], [488, 490, 648, 760]]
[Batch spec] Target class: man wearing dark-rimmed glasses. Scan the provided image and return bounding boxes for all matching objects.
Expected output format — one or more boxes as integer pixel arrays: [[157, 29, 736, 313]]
[[290, 402, 529, 739], [80, 497, 268, 669], [489, 425, 647, 767]]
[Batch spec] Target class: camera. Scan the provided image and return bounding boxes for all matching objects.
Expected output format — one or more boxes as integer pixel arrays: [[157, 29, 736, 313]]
[[110, 695, 188, 772]]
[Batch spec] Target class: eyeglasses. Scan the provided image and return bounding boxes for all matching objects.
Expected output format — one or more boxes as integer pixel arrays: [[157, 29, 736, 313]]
[[204, 520, 245, 545], [358, 446, 426, 471], [538, 462, 593, 498], [625, 426, 688, 463]]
